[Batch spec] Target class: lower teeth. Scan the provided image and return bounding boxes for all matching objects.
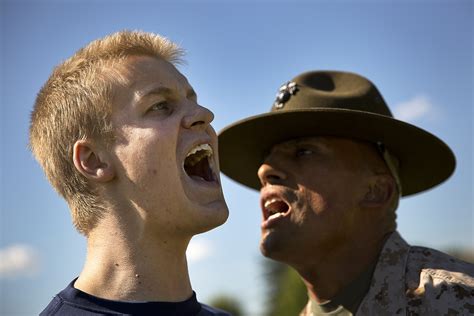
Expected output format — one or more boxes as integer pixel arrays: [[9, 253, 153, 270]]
[[268, 213, 284, 220]]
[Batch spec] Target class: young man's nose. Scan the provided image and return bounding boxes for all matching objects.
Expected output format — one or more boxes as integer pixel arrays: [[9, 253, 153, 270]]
[[182, 103, 214, 130], [257, 161, 287, 187]]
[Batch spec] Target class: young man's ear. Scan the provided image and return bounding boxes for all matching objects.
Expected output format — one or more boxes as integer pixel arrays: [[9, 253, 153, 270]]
[[73, 140, 115, 182], [361, 174, 395, 208]]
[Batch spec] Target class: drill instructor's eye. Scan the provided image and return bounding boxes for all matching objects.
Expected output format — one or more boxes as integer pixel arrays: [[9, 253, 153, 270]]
[[295, 148, 314, 157]]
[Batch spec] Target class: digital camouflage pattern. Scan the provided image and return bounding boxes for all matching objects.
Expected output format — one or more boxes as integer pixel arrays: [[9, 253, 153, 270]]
[[358, 231, 474, 315], [300, 231, 474, 316]]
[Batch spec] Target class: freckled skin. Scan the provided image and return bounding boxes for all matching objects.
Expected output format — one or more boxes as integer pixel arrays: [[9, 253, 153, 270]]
[[108, 56, 228, 236], [74, 55, 229, 303]]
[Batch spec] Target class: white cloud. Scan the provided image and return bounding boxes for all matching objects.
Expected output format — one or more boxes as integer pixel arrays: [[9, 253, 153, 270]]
[[0, 244, 40, 278], [186, 238, 213, 263], [393, 95, 434, 122]]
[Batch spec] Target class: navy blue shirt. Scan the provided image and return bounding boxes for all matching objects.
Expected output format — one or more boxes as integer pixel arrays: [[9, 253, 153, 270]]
[[40, 279, 230, 316]]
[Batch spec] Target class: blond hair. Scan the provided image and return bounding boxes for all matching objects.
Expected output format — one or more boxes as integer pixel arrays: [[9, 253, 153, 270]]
[[29, 30, 184, 235]]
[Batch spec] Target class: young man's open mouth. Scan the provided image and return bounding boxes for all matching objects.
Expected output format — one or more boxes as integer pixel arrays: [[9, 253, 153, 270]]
[[183, 143, 218, 185]]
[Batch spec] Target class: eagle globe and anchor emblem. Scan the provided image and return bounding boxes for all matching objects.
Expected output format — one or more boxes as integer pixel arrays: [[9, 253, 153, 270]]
[[273, 81, 299, 109]]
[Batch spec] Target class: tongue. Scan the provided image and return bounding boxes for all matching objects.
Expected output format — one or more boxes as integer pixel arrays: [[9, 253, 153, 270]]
[[267, 201, 289, 213]]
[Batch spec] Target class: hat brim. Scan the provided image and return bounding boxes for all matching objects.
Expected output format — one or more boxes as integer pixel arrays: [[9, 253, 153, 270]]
[[218, 108, 455, 196]]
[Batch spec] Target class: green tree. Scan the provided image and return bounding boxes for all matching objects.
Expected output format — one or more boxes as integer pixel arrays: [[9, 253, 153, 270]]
[[263, 259, 307, 316], [208, 295, 245, 316], [444, 248, 474, 264]]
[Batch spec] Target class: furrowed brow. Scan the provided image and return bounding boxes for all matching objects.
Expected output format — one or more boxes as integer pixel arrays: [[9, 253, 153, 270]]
[[294, 137, 330, 149], [186, 88, 197, 100], [136, 86, 174, 102]]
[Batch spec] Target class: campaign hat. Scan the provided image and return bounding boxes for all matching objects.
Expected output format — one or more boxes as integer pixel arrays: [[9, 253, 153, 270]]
[[218, 70, 455, 196]]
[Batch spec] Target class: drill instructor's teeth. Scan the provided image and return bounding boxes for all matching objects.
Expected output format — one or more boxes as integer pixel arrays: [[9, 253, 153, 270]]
[[264, 198, 281, 209], [268, 212, 284, 221]]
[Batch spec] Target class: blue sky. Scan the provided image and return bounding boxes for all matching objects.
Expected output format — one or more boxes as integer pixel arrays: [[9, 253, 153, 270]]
[[1, 1, 472, 315]]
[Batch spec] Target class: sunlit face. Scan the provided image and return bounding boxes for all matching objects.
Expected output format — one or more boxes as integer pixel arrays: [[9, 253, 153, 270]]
[[108, 55, 228, 236], [257, 137, 377, 264]]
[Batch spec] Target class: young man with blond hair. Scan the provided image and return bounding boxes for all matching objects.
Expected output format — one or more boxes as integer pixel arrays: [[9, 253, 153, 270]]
[[31, 30, 230, 315]]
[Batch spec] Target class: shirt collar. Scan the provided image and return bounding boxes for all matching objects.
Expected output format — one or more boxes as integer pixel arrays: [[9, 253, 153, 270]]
[[356, 231, 410, 315]]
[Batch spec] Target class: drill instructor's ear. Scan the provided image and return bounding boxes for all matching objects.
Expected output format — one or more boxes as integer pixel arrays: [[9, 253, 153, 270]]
[[361, 174, 395, 208], [73, 140, 115, 182]]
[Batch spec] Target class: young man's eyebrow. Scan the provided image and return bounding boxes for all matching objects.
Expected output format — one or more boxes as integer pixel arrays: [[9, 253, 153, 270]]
[[136, 86, 197, 102], [187, 88, 197, 99], [136, 86, 174, 101]]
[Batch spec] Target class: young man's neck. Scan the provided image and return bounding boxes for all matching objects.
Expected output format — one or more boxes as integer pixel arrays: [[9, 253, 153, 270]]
[[75, 215, 193, 302]]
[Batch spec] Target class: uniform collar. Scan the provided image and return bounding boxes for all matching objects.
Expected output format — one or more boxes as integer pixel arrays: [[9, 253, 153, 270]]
[[356, 231, 410, 315]]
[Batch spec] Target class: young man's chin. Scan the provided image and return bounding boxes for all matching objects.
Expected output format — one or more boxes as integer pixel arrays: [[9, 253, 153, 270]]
[[193, 200, 229, 233]]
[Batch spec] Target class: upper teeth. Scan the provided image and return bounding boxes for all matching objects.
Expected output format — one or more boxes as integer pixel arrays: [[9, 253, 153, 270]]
[[264, 198, 289, 215], [186, 143, 213, 158], [264, 198, 281, 209], [185, 144, 213, 167]]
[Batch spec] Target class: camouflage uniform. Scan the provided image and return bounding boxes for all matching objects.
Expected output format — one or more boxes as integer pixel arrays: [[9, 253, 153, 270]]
[[357, 231, 474, 315], [300, 232, 474, 316]]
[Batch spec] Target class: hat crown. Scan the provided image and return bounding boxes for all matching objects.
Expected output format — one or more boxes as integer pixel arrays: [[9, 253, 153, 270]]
[[272, 70, 393, 118]]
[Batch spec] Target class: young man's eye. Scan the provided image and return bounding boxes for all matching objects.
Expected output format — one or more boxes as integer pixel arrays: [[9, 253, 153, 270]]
[[148, 101, 171, 113]]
